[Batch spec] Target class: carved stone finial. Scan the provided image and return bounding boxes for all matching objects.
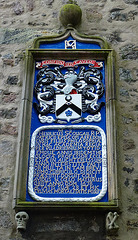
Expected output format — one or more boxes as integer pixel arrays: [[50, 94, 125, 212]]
[[15, 211, 29, 230], [106, 212, 119, 235], [59, 3, 82, 28]]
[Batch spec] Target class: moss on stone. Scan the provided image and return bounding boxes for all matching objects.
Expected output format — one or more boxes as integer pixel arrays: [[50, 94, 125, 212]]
[[59, 4, 82, 27]]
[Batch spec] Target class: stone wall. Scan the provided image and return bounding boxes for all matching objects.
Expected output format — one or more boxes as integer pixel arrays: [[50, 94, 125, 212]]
[[0, 0, 138, 239]]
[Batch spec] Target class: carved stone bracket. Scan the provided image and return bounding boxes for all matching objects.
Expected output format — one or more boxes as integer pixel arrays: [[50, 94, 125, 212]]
[[15, 211, 29, 230], [106, 212, 119, 235]]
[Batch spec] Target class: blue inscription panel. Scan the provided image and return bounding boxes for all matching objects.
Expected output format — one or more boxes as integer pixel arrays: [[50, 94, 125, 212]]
[[34, 129, 102, 196], [28, 125, 107, 202]]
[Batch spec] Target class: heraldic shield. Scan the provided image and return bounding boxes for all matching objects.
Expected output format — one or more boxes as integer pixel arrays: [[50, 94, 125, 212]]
[[56, 94, 82, 122]]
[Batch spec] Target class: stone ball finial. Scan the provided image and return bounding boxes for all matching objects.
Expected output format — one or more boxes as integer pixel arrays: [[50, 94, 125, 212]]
[[59, 3, 82, 28]]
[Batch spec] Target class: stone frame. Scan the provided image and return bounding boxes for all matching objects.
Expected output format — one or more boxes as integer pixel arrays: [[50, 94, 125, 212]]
[[13, 30, 118, 210]]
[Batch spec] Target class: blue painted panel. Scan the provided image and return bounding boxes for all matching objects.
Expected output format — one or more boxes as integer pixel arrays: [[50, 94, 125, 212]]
[[39, 36, 101, 49], [33, 128, 102, 198], [26, 36, 108, 203]]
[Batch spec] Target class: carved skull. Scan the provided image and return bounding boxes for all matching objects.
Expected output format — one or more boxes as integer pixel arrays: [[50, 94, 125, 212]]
[[15, 211, 29, 230]]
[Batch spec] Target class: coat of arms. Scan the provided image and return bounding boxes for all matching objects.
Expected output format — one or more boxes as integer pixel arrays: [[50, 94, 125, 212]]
[[34, 60, 105, 124]]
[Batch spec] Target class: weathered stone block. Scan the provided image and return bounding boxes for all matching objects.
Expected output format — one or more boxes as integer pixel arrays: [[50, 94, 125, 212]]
[[13, 1, 24, 15], [0, 140, 13, 156], [122, 116, 133, 124], [124, 154, 134, 164], [120, 88, 129, 97], [109, 9, 137, 22], [120, 44, 138, 60], [0, 108, 17, 119], [119, 68, 134, 83], [0, 178, 10, 188], [123, 166, 134, 173], [2, 91, 17, 103], [127, 220, 138, 230], [0, 123, 18, 136], [2, 53, 14, 66], [26, 0, 34, 11], [0, 209, 13, 228], [7, 76, 18, 85], [128, 204, 138, 213], [107, 31, 122, 44], [123, 0, 138, 4], [123, 139, 136, 150], [2, 29, 41, 44], [86, 9, 102, 22]]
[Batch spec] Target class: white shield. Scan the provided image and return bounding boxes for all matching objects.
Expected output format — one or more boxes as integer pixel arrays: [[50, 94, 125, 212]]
[[56, 94, 82, 122]]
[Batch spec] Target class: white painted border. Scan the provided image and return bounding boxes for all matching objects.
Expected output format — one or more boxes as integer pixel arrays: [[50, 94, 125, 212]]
[[28, 125, 107, 202]]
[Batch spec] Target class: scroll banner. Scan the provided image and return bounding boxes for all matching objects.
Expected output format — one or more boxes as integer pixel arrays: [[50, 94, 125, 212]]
[[36, 59, 103, 69]]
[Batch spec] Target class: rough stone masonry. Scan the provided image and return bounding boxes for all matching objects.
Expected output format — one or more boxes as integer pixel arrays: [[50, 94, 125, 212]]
[[0, 0, 138, 240]]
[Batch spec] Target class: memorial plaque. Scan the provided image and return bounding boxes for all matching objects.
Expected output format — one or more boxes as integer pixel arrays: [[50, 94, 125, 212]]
[[28, 126, 107, 201], [14, 29, 118, 208]]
